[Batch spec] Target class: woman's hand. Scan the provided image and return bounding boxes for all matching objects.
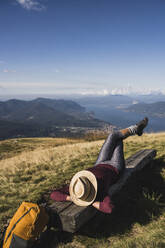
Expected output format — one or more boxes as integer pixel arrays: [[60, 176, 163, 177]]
[[66, 195, 72, 201], [92, 201, 100, 210]]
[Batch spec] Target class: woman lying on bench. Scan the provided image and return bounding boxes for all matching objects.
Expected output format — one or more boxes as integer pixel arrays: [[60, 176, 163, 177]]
[[50, 118, 148, 213]]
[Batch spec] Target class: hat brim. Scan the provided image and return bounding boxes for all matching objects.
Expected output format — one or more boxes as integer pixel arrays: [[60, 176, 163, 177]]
[[69, 170, 97, 207]]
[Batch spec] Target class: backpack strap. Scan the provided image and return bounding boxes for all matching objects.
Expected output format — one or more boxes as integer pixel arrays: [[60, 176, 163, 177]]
[[3, 207, 34, 245], [0, 224, 8, 248]]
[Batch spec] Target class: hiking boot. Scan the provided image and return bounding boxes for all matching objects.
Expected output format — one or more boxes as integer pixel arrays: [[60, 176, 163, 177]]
[[136, 117, 148, 136]]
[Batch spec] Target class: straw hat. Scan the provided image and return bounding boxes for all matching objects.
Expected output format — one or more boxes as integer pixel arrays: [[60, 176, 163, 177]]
[[69, 170, 97, 206]]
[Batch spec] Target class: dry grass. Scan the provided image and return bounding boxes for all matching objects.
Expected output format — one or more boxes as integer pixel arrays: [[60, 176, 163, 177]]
[[0, 137, 84, 160], [0, 132, 165, 248], [0, 140, 102, 172]]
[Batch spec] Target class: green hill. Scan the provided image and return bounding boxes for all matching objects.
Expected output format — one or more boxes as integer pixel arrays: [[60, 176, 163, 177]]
[[0, 98, 109, 140], [0, 133, 165, 248]]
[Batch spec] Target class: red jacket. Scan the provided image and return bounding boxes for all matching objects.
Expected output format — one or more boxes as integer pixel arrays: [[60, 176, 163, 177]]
[[50, 164, 119, 213]]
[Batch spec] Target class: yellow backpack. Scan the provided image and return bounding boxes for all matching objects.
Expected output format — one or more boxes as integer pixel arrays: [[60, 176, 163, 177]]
[[3, 202, 49, 248]]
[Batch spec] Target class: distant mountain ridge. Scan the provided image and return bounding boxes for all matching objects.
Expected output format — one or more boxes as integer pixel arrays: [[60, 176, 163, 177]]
[[77, 94, 133, 108], [0, 98, 85, 119], [126, 101, 165, 118], [0, 98, 109, 139]]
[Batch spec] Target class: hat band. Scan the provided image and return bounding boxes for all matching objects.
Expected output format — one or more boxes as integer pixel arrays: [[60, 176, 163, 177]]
[[73, 177, 91, 200]]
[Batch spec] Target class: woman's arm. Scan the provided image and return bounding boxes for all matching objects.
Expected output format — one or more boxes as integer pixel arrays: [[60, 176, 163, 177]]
[[50, 190, 68, 201], [50, 190, 72, 202], [92, 195, 114, 214], [50, 184, 72, 202]]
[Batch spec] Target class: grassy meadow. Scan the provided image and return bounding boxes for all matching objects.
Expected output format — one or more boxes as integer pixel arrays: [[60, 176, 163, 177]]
[[0, 133, 165, 248]]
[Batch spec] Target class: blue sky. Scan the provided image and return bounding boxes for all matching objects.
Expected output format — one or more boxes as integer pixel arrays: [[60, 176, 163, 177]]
[[0, 0, 165, 96]]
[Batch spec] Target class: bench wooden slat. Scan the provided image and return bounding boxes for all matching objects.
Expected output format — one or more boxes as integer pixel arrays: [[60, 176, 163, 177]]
[[49, 201, 72, 213], [109, 149, 156, 197], [49, 149, 156, 233], [58, 204, 97, 233]]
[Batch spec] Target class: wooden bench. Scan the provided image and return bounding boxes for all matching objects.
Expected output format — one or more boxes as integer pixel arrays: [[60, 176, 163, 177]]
[[48, 149, 156, 233]]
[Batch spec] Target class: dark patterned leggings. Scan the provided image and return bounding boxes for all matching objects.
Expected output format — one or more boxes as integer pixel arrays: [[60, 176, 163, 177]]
[[95, 131, 125, 174]]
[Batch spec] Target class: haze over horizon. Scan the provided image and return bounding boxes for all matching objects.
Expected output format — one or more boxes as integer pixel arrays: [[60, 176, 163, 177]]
[[1, 0, 165, 96]]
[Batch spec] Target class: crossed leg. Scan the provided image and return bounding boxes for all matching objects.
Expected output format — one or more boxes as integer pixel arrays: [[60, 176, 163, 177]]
[[94, 131, 125, 174]]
